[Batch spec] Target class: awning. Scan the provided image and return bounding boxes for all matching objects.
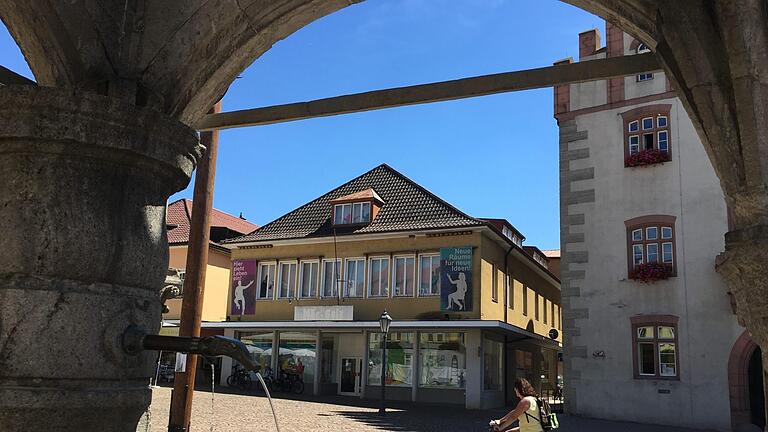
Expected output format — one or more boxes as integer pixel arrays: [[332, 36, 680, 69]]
[[193, 319, 562, 350]]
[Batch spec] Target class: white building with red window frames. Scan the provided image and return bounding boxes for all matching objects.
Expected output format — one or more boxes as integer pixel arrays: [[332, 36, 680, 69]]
[[553, 23, 756, 431]]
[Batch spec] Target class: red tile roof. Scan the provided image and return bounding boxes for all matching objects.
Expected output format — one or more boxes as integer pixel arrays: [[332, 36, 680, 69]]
[[166, 199, 258, 245], [541, 249, 561, 258]]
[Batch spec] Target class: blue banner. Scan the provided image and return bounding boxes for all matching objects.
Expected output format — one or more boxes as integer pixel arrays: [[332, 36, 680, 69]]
[[440, 246, 473, 311]]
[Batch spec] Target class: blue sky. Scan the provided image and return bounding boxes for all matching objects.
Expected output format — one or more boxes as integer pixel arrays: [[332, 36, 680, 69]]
[[0, 0, 601, 250]]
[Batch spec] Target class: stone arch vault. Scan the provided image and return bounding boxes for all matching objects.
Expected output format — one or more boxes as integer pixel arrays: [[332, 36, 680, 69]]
[[0, 1, 766, 430]]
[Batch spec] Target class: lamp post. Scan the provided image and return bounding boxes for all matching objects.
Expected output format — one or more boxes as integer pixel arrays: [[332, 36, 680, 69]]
[[378, 310, 392, 416]]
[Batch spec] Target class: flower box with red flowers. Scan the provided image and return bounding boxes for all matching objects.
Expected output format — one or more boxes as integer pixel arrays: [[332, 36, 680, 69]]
[[625, 149, 671, 167], [629, 262, 673, 283]]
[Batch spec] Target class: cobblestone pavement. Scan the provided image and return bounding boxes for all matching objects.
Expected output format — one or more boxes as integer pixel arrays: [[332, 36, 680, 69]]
[[146, 387, 709, 432]]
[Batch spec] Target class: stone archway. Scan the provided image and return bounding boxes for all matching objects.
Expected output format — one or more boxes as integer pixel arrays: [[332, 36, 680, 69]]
[[730, 330, 766, 431], [0, 1, 767, 431]]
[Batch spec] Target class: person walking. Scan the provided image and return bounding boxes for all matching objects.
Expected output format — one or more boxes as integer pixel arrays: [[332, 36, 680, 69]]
[[489, 378, 543, 432]]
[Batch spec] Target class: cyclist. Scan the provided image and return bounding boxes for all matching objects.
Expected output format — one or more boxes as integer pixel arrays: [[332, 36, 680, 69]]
[[489, 378, 543, 432]]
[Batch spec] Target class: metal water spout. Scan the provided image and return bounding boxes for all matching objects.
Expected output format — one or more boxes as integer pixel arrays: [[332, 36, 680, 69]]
[[122, 326, 256, 371]]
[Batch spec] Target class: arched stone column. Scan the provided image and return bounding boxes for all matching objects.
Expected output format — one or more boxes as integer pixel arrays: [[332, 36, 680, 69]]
[[0, 86, 202, 431]]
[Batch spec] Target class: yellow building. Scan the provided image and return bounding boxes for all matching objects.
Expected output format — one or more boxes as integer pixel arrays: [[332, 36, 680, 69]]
[[162, 199, 258, 326], [213, 165, 560, 409]]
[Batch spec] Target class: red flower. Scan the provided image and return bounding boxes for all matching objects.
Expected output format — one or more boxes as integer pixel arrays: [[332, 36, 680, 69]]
[[625, 149, 671, 167], [629, 262, 673, 283]]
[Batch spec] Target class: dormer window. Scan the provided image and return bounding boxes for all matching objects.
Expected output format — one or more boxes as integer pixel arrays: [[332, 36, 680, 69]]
[[330, 188, 384, 227], [333, 202, 370, 225], [501, 225, 523, 247]]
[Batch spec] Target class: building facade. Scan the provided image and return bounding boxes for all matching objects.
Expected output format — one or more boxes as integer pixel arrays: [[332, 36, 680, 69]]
[[162, 199, 258, 325], [213, 164, 561, 409], [555, 23, 759, 431]]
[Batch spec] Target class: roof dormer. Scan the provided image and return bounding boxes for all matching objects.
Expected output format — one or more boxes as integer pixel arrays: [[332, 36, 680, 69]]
[[330, 188, 384, 226]]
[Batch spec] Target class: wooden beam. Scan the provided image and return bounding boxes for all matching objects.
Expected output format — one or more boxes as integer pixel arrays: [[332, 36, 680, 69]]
[[196, 53, 660, 131], [0, 65, 35, 86]]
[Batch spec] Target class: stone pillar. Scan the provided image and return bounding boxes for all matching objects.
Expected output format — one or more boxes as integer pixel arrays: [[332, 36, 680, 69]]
[[0, 86, 201, 431]]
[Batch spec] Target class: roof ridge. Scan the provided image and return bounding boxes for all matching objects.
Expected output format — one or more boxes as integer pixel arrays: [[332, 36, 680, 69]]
[[225, 164, 391, 243], [380, 164, 482, 225], [225, 163, 485, 244]]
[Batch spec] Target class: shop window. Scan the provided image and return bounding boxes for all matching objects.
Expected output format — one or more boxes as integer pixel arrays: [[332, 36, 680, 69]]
[[278, 331, 316, 386], [299, 260, 319, 298], [344, 258, 365, 298], [418, 254, 440, 296], [393, 255, 416, 297], [257, 262, 276, 300], [239, 331, 274, 372], [622, 105, 672, 167], [631, 315, 679, 379], [368, 256, 390, 297], [515, 350, 533, 382], [321, 259, 342, 298], [483, 337, 503, 390], [368, 332, 414, 386], [277, 261, 297, 299], [419, 332, 466, 389], [625, 215, 677, 279], [320, 336, 337, 385]]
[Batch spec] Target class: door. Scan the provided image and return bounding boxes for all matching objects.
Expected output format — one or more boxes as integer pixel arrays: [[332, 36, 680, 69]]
[[339, 357, 362, 396]]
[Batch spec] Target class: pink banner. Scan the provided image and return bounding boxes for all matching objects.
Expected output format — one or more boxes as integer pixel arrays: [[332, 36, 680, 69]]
[[231, 259, 256, 315]]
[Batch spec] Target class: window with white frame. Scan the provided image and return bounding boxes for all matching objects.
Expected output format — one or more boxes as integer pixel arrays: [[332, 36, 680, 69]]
[[623, 106, 672, 163], [393, 255, 415, 297], [344, 258, 365, 298], [368, 256, 390, 297], [299, 260, 319, 298], [635, 43, 653, 81], [626, 216, 677, 277], [321, 259, 342, 298], [257, 262, 276, 300], [333, 201, 371, 225], [278, 261, 297, 299], [632, 316, 679, 379], [418, 254, 440, 296]]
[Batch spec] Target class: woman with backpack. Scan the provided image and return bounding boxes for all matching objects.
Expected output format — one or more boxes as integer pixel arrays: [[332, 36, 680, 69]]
[[489, 378, 545, 432]]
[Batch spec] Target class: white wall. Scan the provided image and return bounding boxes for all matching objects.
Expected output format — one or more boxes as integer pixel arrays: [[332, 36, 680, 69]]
[[565, 97, 743, 430]]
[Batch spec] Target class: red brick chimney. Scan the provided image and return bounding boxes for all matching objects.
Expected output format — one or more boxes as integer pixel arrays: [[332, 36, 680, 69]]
[[578, 28, 601, 59]]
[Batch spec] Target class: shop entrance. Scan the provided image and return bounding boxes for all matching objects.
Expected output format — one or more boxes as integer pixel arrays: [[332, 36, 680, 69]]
[[339, 357, 363, 396]]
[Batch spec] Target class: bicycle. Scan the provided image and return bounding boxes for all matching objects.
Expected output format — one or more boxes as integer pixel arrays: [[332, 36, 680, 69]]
[[226, 365, 253, 390], [273, 368, 304, 394]]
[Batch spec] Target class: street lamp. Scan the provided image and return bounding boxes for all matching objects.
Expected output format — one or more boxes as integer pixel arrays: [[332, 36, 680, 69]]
[[378, 310, 392, 416]]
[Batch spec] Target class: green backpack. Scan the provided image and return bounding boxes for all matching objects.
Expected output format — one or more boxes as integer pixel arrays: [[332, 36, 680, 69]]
[[524, 397, 559, 430]]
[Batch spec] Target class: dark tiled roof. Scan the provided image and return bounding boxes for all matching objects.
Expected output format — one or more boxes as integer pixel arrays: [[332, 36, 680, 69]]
[[225, 164, 485, 243], [167, 199, 259, 245]]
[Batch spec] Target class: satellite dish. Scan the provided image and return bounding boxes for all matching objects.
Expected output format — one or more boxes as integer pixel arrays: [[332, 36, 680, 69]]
[[549, 328, 560, 340]]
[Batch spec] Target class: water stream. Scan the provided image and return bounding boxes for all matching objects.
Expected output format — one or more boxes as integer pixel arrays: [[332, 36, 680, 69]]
[[255, 372, 281, 432]]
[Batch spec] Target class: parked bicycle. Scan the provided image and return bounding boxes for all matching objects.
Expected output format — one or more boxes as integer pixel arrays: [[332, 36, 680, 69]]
[[272, 367, 304, 394], [226, 364, 253, 389]]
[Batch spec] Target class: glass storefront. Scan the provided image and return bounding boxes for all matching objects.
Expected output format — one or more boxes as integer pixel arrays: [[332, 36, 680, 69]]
[[368, 331, 414, 386], [320, 335, 337, 385], [515, 349, 533, 382], [419, 332, 466, 389], [239, 331, 274, 373], [278, 331, 317, 386], [483, 337, 503, 391]]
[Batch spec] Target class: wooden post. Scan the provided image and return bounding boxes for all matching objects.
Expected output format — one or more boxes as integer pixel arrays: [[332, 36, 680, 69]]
[[168, 101, 222, 432]]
